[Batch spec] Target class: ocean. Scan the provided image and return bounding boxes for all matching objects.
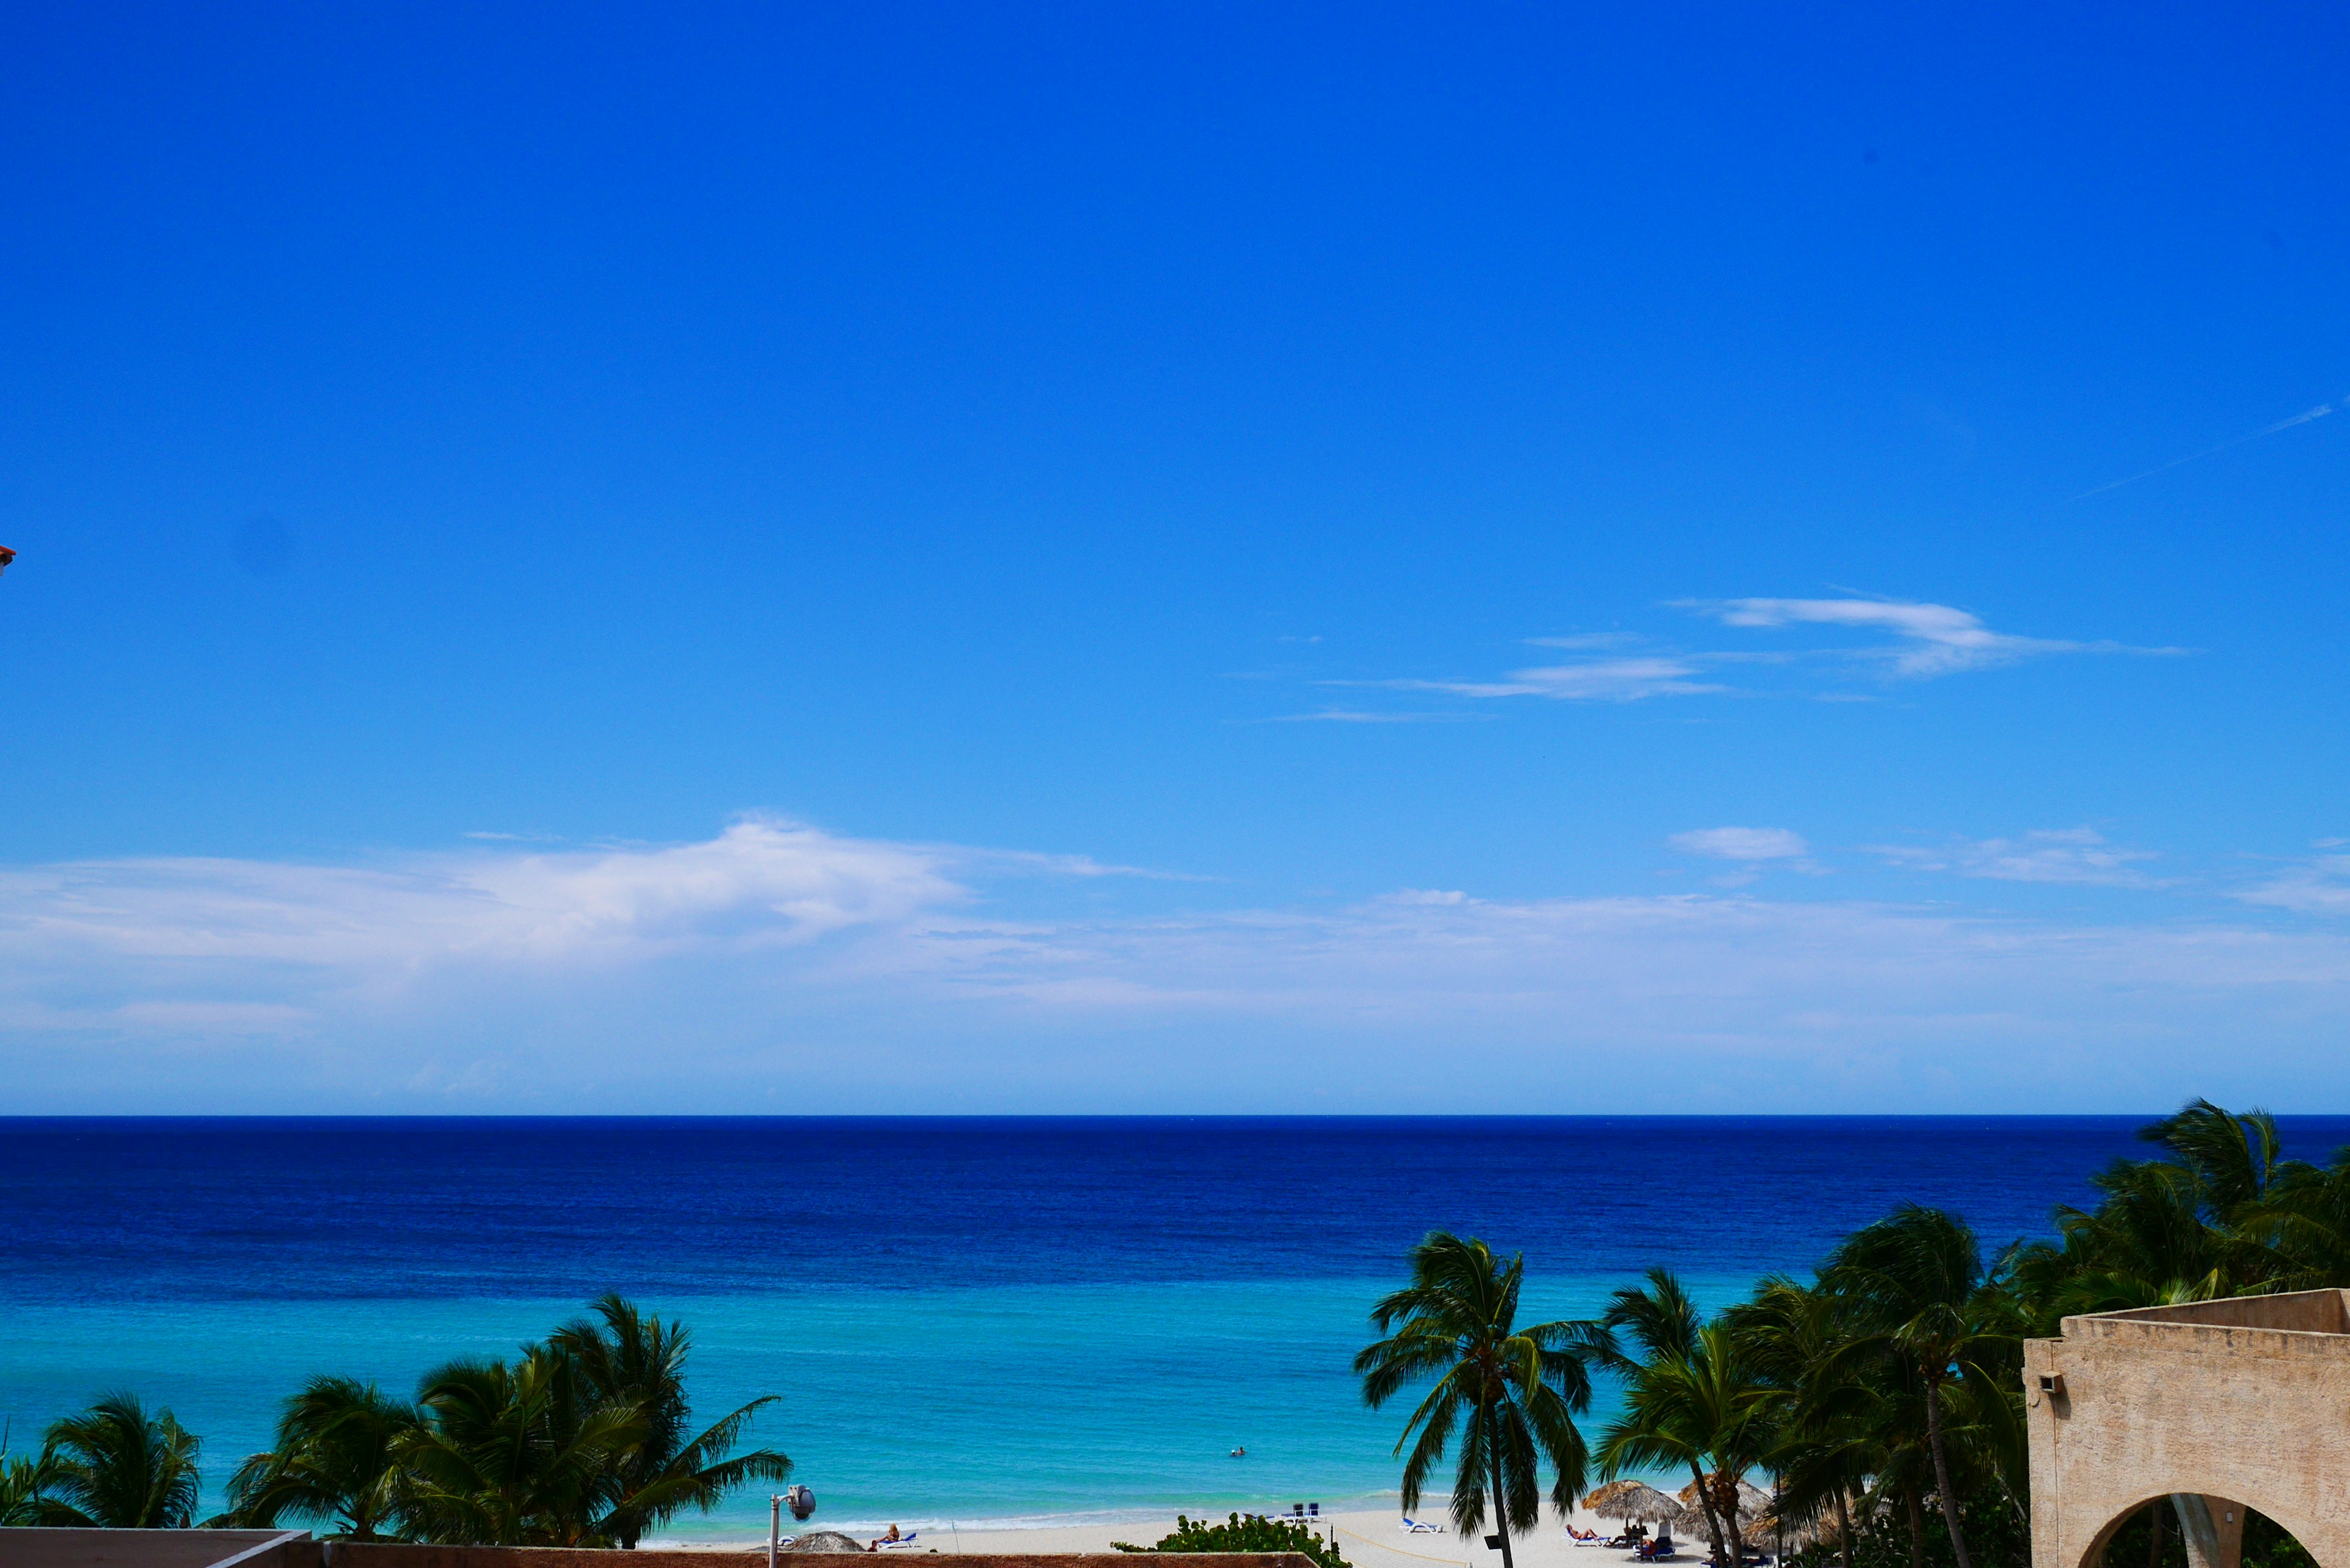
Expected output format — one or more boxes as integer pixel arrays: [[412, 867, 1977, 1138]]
[[9, 1116, 2348, 1536]]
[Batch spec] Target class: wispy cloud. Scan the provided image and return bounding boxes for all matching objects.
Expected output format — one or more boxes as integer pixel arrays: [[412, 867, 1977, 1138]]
[[1379, 657, 1724, 702], [6, 821, 2350, 1109], [1688, 597, 2089, 677], [1269, 708, 1489, 723], [2234, 846, 2350, 914], [1319, 597, 2171, 719], [1669, 826, 1821, 884], [1672, 827, 1812, 862], [1867, 827, 2162, 887]]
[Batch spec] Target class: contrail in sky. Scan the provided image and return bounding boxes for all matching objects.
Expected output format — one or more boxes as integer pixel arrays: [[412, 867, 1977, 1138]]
[[2072, 395, 2344, 501]]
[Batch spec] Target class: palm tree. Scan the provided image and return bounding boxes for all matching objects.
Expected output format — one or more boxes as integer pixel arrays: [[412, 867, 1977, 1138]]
[[548, 1294, 793, 1548], [395, 1350, 646, 1546], [1594, 1323, 1770, 1568], [1, 1440, 63, 1526], [1726, 1276, 1866, 1568], [225, 1376, 420, 1538], [1822, 1205, 2016, 1568], [2262, 1144, 2350, 1289], [40, 1393, 202, 1528], [1584, 1269, 1728, 1568], [1356, 1232, 1595, 1568]]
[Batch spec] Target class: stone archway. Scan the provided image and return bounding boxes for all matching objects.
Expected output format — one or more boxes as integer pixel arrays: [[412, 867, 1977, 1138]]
[[2024, 1291, 2350, 1568]]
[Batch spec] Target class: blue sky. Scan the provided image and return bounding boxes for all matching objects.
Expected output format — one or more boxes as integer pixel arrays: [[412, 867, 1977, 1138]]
[[5, 2, 2349, 1111]]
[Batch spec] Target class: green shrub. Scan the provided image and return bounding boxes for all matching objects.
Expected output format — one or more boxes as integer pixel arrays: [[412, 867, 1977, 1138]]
[[1113, 1511, 1351, 1568]]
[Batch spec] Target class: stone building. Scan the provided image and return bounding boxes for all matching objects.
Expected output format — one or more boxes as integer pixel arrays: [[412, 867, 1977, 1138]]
[[2024, 1289, 2350, 1568]]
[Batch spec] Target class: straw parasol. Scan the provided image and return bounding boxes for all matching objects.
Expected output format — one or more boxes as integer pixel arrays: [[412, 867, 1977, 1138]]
[[1677, 1480, 1774, 1526], [779, 1533, 867, 1553], [1755, 1505, 1835, 1550], [1584, 1481, 1686, 1526]]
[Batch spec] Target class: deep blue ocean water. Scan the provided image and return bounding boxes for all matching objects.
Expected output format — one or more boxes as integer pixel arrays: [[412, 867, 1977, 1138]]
[[8, 1116, 2349, 1536]]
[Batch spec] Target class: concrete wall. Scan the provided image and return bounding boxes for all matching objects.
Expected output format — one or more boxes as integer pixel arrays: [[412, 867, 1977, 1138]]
[[2084, 1292, 2350, 1336], [320, 1553, 1315, 1568], [0, 1530, 310, 1568], [2024, 1290, 2350, 1568]]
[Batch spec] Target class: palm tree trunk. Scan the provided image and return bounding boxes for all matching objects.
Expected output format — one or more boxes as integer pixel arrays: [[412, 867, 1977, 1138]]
[[1720, 1478, 1744, 1568], [1903, 1487, 1927, 1568], [1833, 1488, 1853, 1568], [1923, 1380, 1974, 1568], [1486, 1403, 1515, 1568], [1690, 1463, 1727, 1568], [2147, 1501, 2165, 1568]]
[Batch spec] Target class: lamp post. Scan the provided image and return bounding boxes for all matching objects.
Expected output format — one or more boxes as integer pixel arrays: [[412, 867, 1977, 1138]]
[[770, 1495, 783, 1568]]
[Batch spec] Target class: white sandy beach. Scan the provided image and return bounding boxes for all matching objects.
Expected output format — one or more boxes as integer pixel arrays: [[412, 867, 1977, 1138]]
[[663, 1504, 1739, 1568]]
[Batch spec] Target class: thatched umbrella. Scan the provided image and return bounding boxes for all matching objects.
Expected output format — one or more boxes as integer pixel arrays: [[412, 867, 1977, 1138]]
[[1677, 1480, 1774, 1526], [1585, 1480, 1685, 1529], [1756, 1506, 1835, 1550], [779, 1532, 867, 1553]]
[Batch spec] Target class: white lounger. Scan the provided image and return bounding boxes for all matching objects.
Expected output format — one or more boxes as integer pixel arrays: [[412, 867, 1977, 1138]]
[[1401, 1519, 1442, 1535]]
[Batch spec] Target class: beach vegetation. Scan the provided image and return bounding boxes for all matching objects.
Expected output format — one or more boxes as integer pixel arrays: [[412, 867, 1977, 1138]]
[[1355, 1231, 1595, 1568], [1113, 1511, 1350, 1568], [222, 1376, 419, 1538], [550, 1292, 793, 1548], [1356, 1099, 2340, 1568], [0, 1447, 63, 1527], [1587, 1274, 1772, 1568], [201, 1295, 789, 1545], [35, 1392, 203, 1528], [1814, 1204, 2021, 1568], [395, 1347, 649, 1545]]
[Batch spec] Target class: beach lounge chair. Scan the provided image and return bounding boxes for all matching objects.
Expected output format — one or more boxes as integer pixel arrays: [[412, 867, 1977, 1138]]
[[876, 1534, 921, 1551], [1569, 1528, 1608, 1547], [1401, 1518, 1441, 1534]]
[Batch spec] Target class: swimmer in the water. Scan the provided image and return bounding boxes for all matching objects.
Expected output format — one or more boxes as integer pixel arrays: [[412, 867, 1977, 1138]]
[[1231, 1446, 1245, 1457]]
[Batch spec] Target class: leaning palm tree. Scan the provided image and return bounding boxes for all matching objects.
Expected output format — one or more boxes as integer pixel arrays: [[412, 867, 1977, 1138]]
[[1728, 1275, 1870, 1568], [1585, 1269, 1724, 1566], [225, 1376, 421, 1538], [1355, 1232, 1594, 1568], [549, 1294, 792, 1548], [1594, 1322, 1770, 1568], [40, 1393, 202, 1528], [1822, 1205, 2016, 1568]]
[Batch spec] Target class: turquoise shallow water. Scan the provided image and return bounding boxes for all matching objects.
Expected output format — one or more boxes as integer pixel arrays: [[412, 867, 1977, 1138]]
[[0, 1279, 1751, 1534], [16, 1115, 2349, 1536]]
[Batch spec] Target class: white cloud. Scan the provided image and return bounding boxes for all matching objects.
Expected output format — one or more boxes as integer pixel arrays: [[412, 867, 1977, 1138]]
[[1385, 657, 1724, 701], [2236, 849, 2350, 914], [1269, 709, 1488, 723], [1692, 597, 2082, 677], [1868, 827, 2162, 887], [1671, 827, 1811, 862], [0, 816, 960, 983], [6, 820, 2350, 1111], [1323, 596, 2168, 718]]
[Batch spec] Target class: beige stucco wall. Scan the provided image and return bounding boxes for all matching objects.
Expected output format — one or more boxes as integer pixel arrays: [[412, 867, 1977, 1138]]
[[2024, 1290, 2350, 1568]]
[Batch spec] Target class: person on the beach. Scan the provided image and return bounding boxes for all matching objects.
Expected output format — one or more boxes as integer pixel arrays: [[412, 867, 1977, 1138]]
[[870, 1526, 901, 1550]]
